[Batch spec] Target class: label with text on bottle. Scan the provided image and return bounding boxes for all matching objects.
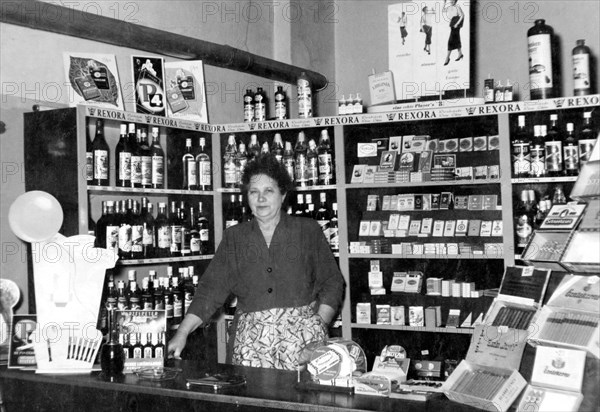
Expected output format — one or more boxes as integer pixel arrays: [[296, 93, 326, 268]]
[[528, 34, 553, 90], [94, 150, 109, 179], [106, 225, 119, 252], [119, 152, 132, 180], [152, 156, 164, 185], [86, 152, 93, 181], [544, 142, 563, 172], [563, 145, 579, 172], [530, 146, 546, 177], [512, 143, 531, 175]]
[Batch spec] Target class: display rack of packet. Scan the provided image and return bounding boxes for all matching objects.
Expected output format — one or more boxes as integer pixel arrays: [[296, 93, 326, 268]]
[[482, 265, 551, 342], [516, 345, 586, 412], [354, 345, 410, 397], [528, 274, 600, 359], [442, 325, 527, 412], [560, 199, 600, 274]]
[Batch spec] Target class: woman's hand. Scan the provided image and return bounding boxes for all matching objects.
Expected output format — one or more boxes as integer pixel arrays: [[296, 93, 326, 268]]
[[167, 331, 188, 359]]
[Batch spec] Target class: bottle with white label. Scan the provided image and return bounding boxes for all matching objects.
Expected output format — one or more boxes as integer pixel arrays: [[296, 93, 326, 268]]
[[91, 119, 109, 186], [254, 87, 266, 121], [530, 125, 546, 178], [563, 123, 579, 176], [579, 112, 597, 166], [297, 71, 313, 118], [572, 39, 591, 96], [545, 114, 563, 176], [274, 86, 287, 120], [243, 89, 254, 122], [512, 115, 530, 177], [150, 127, 164, 189], [527, 19, 554, 100], [115, 124, 132, 187]]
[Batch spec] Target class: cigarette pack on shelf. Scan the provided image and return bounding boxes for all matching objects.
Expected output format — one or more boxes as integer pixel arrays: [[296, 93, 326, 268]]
[[516, 346, 586, 412], [561, 199, 600, 273], [528, 275, 600, 359], [442, 325, 527, 412], [483, 266, 551, 336]]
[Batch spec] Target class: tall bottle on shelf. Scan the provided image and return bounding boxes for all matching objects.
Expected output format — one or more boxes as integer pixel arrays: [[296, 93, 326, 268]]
[[150, 127, 165, 189], [236, 143, 249, 186], [179, 201, 191, 256], [563, 123, 580, 176], [572, 39, 591, 96], [248, 134, 260, 162], [527, 19, 555, 100], [116, 124, 132, 187], [92, 119, 109, 186], [579, 112, 597, 167], [85, 123, 94, 184], [515, 189, 535, 255], [130, 126, 142, 188], [294, 132, 308, 188], [100, 307, 125, 378], [130, 200, 144, 260], [530, 125, 546, 178], [182, 137, 198, 190], [545, 114, 563, 177], [139, 128, 152, 189], [196, 201, 210, 254], [314, 192, 331, 242], [271, 133, 284, 163], [223, 134, 238, 188], [254, 87, 267, 121], [512, 115, 530, 178], [117, 200, 132, 260], [155, 202, 171, 258], [317, 130, 335, 185], [297, 71, 313, 118], [196, 137, 212, 191], [330, 203, 339, 252], [140, 197, 155, 259], [274, 86, 287, 120], [306, 139, 319, 186], [282, 141, 295, 182], [225, 194, 240, 228], [169, 201, 182, 257], [243, 89, 254, 122]]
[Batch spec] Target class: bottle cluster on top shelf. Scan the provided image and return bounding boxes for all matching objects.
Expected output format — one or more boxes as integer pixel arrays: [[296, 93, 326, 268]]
[[511, 111, 597, 179], [87, 119, 165, 189], [94, 197, 211, 260], [243, 86, 288, 122], [181, 136, 212, 191], [101, 266, 198, 331], [222, 129, 335, 189]]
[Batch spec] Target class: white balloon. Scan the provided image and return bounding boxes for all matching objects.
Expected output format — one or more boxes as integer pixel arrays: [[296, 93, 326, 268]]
[[8, 191, 63, 243]]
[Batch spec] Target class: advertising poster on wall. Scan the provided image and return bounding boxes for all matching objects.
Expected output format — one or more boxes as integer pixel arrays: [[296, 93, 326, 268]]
[[388, 1, 470, 101], [164, 61, 209, 123]]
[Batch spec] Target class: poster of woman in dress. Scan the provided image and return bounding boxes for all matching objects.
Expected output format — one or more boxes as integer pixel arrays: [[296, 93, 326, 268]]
[[388, 1, 470, 101]]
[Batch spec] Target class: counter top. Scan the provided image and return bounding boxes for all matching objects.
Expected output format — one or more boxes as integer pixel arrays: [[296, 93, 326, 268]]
[[1, 360, 482, 412]]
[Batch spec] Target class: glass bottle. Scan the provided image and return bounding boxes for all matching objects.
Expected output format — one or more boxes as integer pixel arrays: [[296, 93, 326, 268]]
[[117, 200, 132, 260], [529, 125, 546, 178], [130, 126, 142, 188], [282, 141, 295, 182], [150, 127, 165, 189], [225, 194, 240, 228], [139, 128, 152, 189], [307, 138, 319, 186], [85, 122, 94, 183], [189, 206, 201, 256], [271, 133, 284, 163], [141, 198, 155, 259], [243, 89, 254, 122], [579, 112, 596, 166], [274, 86, 287, 120], [515, 189, 535, 254], [196, 137, 212, 191], [330, 203, 339, 252], [182, 137, 197, 190], [100, 308, 125, 378], [314, 192, 331, 241], [179, 201, 191, 257], [197, 201, 210, 254], [154, 202, 171, 258], [236, 142, 249, 186], [512, 115, 530, 178], [563, 123, 580, 176], [91, 119, 109, 186], [169, 201, 182, 257], [223, 134, 238, 188], [552, 185, 567, 205], [545, 114, 563, 177], [129, 200, 144, 260], [115, 124, 132, 187], [294, 194, 305, 217], [297, 71, 313, 118], [527, 19, 554, 100], [248, 134, 261, 162], [573, 39, 591, 96], [254, 87, 267, 121], [294, 132, 308, 187], [317, 130, 335, 185]]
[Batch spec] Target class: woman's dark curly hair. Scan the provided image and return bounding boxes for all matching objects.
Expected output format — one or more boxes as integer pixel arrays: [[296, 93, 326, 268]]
[[241, 153, 295, 196]]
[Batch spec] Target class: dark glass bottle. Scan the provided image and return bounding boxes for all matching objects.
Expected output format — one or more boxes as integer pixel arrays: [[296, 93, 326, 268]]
[[100, 308, 125, 379], [154, 202, 171, 258], [225, 194, 240, 228], [512, 115, 530, 178], [307, 138, 319, 186], [271, 133, 284, 163], [529, 125, 546, 177], [179, 201, 191, 257], [243, 89, 254, 122], [563, 123, 580, 176], [91, 119, 109, 186], [579, 112, 596, 166], [196, 137, 212, 191], [274, 86, 287, 120], [527, 19, 555, 100], [169, 201, 182, 257], [141, 198, 155, 259], [139, 128, 153, 189], [294, 132, 308, 187], [317, 130, 335, 185], [248, 134, 260, 162], [115, 124, 132, 187], [85, 122, 94, 183], [182, 138, 197, 190], [544, 114, 563, 176], [130, 126, 142, 188], [130, 200, 144, 260], [150, 127, 165, 189], [330, 203, 339, 252], [314, 192, 331, 241], [197, 201, 210, 254], [117, 200, 132, 260], [254, 87, 267, 121]]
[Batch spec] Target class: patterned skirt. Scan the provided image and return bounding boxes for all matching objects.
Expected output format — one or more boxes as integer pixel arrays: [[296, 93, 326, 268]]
[[231, 305, 327, 370]]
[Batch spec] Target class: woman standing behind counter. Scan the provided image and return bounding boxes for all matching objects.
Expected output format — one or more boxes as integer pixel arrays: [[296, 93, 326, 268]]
[[168, 154, 345, 370]]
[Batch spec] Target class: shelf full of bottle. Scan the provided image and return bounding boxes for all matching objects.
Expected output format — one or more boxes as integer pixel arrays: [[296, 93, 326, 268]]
[[510, 108, 599, 182], [100, 265, 199, 333], [86, 117, 213, 193], [222, 191, 340, 255], [92, 195, 213, 264], [220, 127, 337, 190]]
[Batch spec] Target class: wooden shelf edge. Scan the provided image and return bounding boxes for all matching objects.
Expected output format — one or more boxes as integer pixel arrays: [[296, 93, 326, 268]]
[[350, 323, 475, 334], [345, 179, 501, 189], [88, 186, 215, 195], [348, 253, 504, 259], [511, 176, 578, 184], [117, 255, 214, 266]]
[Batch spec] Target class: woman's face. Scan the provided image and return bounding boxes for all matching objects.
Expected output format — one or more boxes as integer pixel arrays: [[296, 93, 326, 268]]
[[247, 174, 286, 223]]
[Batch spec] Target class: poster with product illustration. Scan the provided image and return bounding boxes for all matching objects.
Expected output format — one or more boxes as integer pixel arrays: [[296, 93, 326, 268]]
[[63, 52, 124, 110], [132, 56, 167, 116], [164, 61, 209, 123], [388, 1, 470, 101]]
